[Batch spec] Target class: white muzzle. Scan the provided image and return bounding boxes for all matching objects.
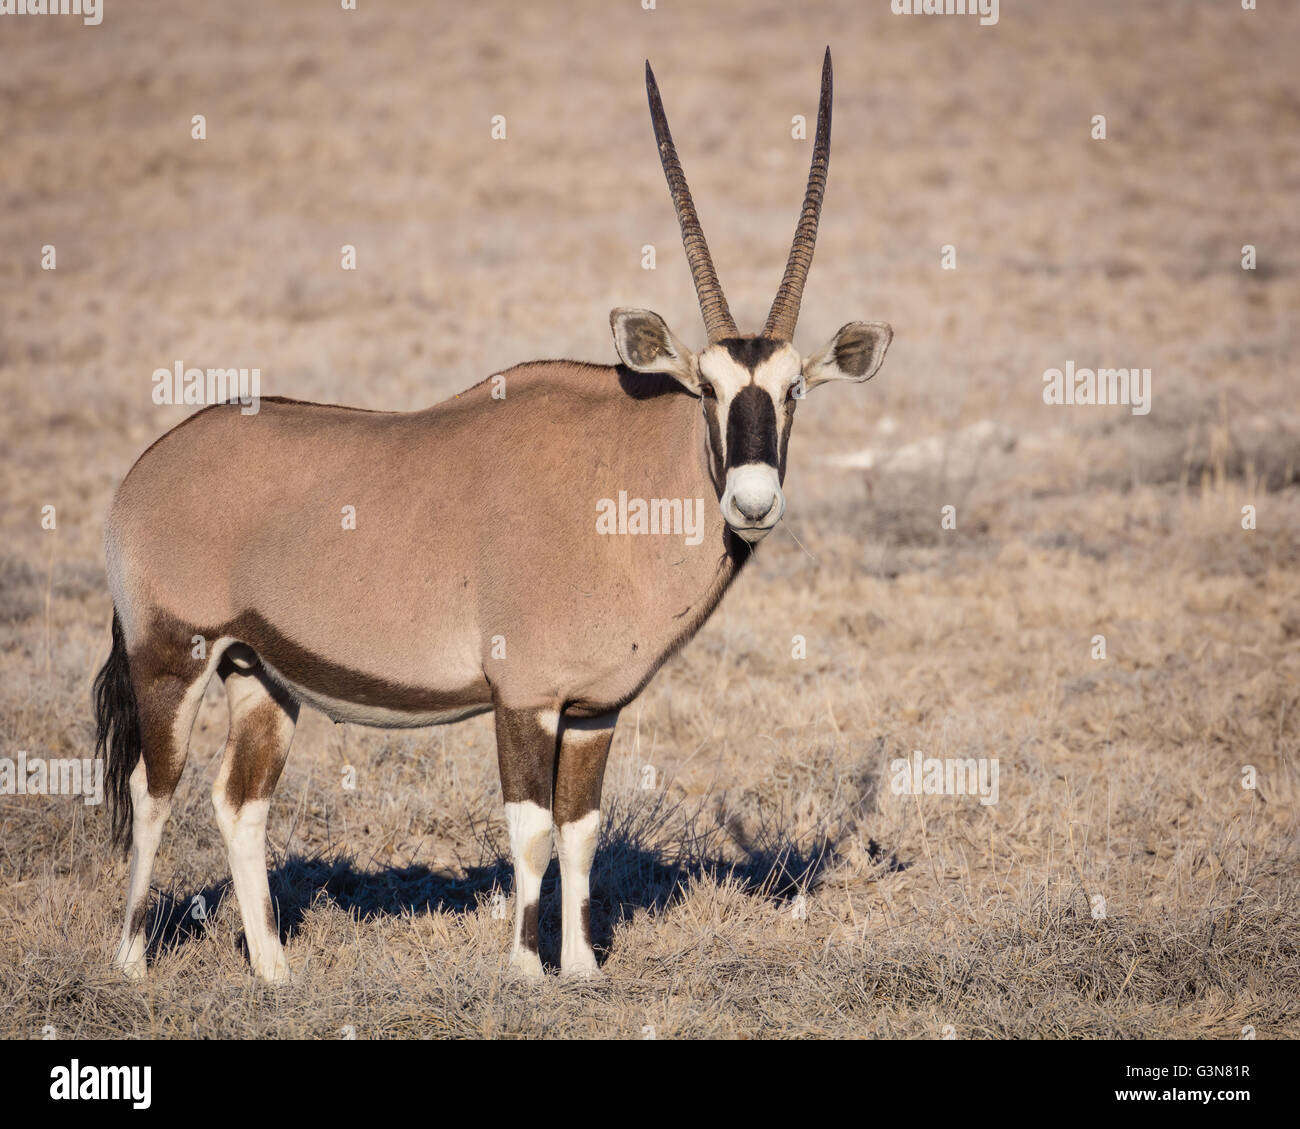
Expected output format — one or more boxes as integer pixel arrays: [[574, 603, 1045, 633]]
[[721, 463, 785, 541]]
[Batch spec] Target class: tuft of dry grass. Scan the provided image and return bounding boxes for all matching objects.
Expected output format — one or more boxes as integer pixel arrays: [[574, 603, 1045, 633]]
[[2, 0, 1298, 1038]]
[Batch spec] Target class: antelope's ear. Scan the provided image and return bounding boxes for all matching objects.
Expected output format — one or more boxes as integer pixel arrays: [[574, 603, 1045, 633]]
[[801, 321, 892, 389], [610, 307, 699, 392]]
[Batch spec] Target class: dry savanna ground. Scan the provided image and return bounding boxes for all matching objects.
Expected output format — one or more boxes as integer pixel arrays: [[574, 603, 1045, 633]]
[[1, 1, 1297, 1039]]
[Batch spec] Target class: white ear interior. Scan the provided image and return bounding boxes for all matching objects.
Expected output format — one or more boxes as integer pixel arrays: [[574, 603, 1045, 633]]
[[803, 321, 892, 387], [610, 308, 698, 389]]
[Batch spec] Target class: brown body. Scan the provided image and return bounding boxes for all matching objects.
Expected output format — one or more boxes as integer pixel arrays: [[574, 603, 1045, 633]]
[[99, 360, 746, 982], [108, 363, 738, 724]]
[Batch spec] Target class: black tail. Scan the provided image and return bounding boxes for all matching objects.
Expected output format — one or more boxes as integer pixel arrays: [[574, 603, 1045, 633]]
[[94, 612, 140, 856]]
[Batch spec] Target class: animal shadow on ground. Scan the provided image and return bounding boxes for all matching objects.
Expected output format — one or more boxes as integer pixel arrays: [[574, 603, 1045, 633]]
[[144, 784, 904, 972]]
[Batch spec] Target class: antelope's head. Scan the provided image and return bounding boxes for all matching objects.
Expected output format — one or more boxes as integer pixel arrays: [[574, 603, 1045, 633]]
[[612, 49, 892, 545]]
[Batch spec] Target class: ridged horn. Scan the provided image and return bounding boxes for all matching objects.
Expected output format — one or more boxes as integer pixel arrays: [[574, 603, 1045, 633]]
[[763, 48, 833, 342], [645, 60, 739, 344]]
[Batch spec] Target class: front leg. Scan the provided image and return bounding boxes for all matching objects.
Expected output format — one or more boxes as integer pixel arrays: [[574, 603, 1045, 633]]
[[553, 712, 617, 976], [495, 704, 560, 977]]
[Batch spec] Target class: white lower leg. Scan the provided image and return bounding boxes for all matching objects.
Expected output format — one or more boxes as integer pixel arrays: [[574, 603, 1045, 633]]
[[213, 790, 288, 981], [113, 762, 168, 979], [504, 799, 552, 977], [556, 810, 600, 975], [112, 653, 218, 979]]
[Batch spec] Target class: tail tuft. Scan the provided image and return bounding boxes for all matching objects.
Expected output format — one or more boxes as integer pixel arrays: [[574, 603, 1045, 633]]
[[93, 612, 140, 856]]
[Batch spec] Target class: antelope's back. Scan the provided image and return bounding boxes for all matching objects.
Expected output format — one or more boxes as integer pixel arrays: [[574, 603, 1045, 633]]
[[103, 365, 708, 694]]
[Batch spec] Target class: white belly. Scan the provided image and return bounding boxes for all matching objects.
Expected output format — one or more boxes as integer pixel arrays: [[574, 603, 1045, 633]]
[[259, 656, 492, 730]]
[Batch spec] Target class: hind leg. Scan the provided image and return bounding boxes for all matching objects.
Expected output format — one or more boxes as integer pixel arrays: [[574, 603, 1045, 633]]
[[113, 640, 218, 979], [212, 647, 298, 981]]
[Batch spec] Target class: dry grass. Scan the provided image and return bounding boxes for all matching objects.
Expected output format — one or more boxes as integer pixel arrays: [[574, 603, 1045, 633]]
[[1, 0, 1298, 1038]]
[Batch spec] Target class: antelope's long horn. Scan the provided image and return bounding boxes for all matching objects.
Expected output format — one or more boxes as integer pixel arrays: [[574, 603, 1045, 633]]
[[763, 48, 833, 342], [645, 60, 739, 344]]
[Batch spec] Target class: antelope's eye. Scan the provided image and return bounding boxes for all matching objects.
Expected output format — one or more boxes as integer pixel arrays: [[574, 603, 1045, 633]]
[[699, 383, 717, 400]]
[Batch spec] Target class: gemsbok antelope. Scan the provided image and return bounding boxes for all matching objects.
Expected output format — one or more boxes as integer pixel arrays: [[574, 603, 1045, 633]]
[[94, 48, 891, 980]]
